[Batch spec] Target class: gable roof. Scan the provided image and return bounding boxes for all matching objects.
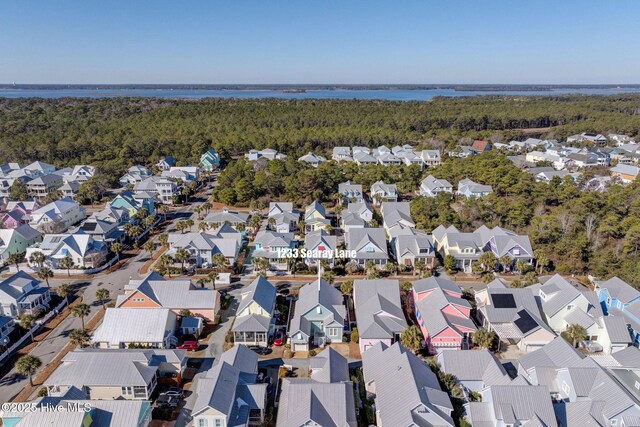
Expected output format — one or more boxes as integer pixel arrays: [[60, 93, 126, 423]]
[[437, 349, 511, 387], [92, 308, 174, 345], [353, 279, 407, 340], [237, 276, 276, 315], [595, 277, 640, 304], [362, 342, 455, 427], [289, 279, 345, 336], [310, 347, 350, 383]]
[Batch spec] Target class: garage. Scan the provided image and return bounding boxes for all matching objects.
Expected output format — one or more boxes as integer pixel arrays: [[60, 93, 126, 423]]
[[293, 343, 308, 352]]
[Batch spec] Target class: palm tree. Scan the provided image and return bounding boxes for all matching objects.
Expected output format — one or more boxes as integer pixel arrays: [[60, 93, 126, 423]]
[[8, 252, 24, 271], [196, 278, 208, 289], [212, 253, 226, 270], [478, 252, 498, 272], [29, 251, 45, 268], [472, 327, 496, 349], [339, 280, 353, 295], [59, 256, 74, 276], [58, 283, 72, 306], [198, 221, 209, 232], [69, 328, 90, 348], [414, 260, 427, 277], [143, 215, 156, 230], [208, 271, 219, 290], [36, 267, 53, 288], [95, 288, 110, 309], [110, 242, 123, 260], [158, 233, 169, 247], [563, 324, 587, 348], [499, 255, 512, 272], [18, 314, 36, 342], [15, 355, 42, 386], [71, 303, 90, 330], [156, 254, 173, 277], [534, 250, 549, 275], [267, 217, 276, 230], [345, 260, 360, 275], [400, 325, 423, 352], [174, 248, 190, 272], [143, 240, 155, 259]]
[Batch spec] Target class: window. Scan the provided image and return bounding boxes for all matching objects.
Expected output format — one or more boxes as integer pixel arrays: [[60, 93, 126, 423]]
[[611, 420, 618, 426], [366, 246, 374, 253], [567, 305, 574, 311], [316, 307, 322, 314], [635, 381, 640, 390], [197, 419, 207, 427], [214, 419, 223, 427], [133, 298, 144, 302], [121, 386, 133, 395], [561, 381, 570, 395]]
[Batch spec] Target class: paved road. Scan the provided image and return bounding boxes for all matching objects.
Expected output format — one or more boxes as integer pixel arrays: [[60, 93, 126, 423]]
[[0, 194, 205, 403]]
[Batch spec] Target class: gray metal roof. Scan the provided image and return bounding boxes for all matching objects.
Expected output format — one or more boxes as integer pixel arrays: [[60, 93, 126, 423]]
[[289, 279, 345, 337], [595, 277, 640, 304], [601, 315, 632, 343], [362, 342, 455, 427], [45, 349, 182, 388], [310, 347, 349, 383], [120, 272, 219, 310], [486, 385, 557, 427], [413, 276, 461, 295], [519, 337, 584, 372], [276, 379, 357, 427], [611, 346, 640, 368], [237, 276, 276, 315], [353, 279, 407, 340], [92, 308, 175, 345], [437, 349, 511, 387]]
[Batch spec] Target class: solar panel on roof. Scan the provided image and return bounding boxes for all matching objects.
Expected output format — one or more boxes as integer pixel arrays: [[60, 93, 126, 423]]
[[83, 222, 98, 231], [514, 310, 538, 334], [491, 293, 516, 309]]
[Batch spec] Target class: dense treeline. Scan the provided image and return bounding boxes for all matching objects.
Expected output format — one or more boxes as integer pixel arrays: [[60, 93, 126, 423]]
[[2, 95, 640, 285], [2, 95, 640, 184]]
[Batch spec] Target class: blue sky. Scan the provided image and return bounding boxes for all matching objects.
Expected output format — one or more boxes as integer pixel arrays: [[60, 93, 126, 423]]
[[1, 1, 639, 84]]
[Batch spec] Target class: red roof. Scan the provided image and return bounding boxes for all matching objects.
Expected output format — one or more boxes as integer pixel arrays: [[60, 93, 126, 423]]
[[472, 140, 490, 151]]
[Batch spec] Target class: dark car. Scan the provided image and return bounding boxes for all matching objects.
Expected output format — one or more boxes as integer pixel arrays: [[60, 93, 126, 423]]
[[163, 387, 184, 398], [156, 394, 179, 408], [249, 346, 270, 355]]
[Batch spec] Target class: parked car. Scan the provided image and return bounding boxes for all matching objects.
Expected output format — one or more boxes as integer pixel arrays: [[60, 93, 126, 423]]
[[156, 394, 179, 408], [273, 330, 284, 346], [163, 387, 184, 398], [177, 341, 199, 351], [249, 346, 270, 355]]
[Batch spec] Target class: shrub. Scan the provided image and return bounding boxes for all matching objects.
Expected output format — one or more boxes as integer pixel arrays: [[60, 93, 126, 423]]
[[350, 327, 359, 343]]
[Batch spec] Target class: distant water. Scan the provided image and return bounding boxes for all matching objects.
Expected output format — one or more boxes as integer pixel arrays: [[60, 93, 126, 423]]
[[1, 87, 640, 100]]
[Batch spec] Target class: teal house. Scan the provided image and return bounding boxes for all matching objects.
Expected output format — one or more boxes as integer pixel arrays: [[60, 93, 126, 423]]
[[199, 148, 220, 171]]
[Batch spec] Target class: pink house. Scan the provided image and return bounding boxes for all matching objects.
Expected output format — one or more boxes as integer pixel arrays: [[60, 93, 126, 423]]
[[412, 277, 476, 353], [2, 201, 40, 229]]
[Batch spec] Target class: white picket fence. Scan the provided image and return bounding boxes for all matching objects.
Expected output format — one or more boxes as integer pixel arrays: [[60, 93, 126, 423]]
[[10, 255, 119, 276], [0, 298, 68, 365]]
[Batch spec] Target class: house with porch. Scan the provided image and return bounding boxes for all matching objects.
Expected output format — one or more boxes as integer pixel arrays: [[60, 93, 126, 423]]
[[418, 175, 453, 197], [338, 181, 364, 204], [199, 148, 220, 171], [155, 157, 176, 171], [267, 202, 298, 233], [0, 271, 51, 318], [533, 274, 630, 354], [304, 230, 337, 268], [345, 227, 388, 268], [595, 276, 640, 346], [92, 308, 177, 349], [192, 345, 267, 427], [119, 165, 153, 186], [161, 166, 200, 183], [45, 348, 186, 400], [205, 207, 249, 229], [253, 230, 296, 270], [232, 276, 276, 347], [475, 279, 555, 352], [2, 200, 40, 229], [456, 178, 493, 198], [297, 152, 326, 168], [432, 224, 533, 273], [26, 233, 108, 269], [116, 272, 220, 322], [353, 279, 407, 354], [166, 227, 241, 268], [412, 277, 476, 352], [30, 198, 85, 232], [26, 174, 64, 199], [340, 201, 373, 232], [134, 176, 177, 204], [371, 181, 398, 205], [303, 200, 330, 233], [288, 279, 346, 351], [380, 201, 415, 239], [420, 150, 442, 167], [0, 224, 42, 265], [394, 228, 436, 268], [109, 190, 156, 217]]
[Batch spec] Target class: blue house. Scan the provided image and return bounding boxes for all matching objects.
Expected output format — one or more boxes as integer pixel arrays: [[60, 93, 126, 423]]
[[595, 277, 640, 346], [199, 149, 220, 171], [109, 190, 155, 216]]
